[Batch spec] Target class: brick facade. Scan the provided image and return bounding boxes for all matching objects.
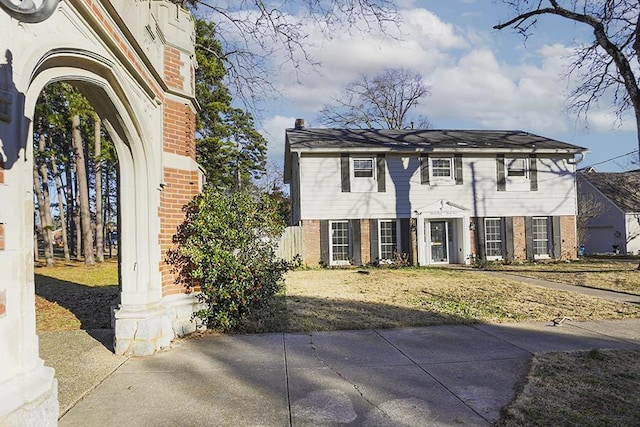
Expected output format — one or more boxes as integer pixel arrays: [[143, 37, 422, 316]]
[[360, 219, 371, 265], [164, 46, 185, 91], [300, 215, 577, 266], [301, 220, 321, 267], [559, 215, 577, 259], [159, 168, 199, 296], [512, 216, 527, 261]]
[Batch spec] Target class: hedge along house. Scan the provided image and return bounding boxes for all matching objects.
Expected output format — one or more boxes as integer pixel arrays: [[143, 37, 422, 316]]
[[284, 120, 587, 267], [0, 1, 201, 424]]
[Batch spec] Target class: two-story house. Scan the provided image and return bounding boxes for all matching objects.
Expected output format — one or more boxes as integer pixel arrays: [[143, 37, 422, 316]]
[[283, 120, 587, 267]]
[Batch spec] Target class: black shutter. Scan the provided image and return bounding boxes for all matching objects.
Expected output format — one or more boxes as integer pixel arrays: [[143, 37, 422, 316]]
[[400, 218, 411, 255], [320, 220, 329, 266], [529, 154, 538, 191], [505, 217, 514, 261], [369, 219, 379, 263], [552, 216, 562, 259], [454, 154, 463, 185], [341, 154, 350, 192], [350, 219, 361, 265], [420, 154, 430, 184], [476, 217, 486, 260], [525, 217, 534, 261], [377, 155, 386, 192], [496, 155, 506, 191]]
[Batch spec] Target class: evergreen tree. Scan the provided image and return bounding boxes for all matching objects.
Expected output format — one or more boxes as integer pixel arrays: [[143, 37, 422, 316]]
[[194, 19, 267, 189]]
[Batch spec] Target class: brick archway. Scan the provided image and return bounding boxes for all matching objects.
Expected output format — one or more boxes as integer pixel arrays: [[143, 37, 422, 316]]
[[0, 1, 199, 424]]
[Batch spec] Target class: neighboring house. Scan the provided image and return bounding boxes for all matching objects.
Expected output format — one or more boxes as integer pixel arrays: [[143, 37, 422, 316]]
[[283, 120, 587, 267], [576, 169, 640, 255]]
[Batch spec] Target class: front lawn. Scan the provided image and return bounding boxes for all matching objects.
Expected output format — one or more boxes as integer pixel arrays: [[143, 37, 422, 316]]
[[274, 268, 640, 333]]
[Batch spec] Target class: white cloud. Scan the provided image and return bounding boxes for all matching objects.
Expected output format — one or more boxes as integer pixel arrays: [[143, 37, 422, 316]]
[[260, 115, 297, 165]]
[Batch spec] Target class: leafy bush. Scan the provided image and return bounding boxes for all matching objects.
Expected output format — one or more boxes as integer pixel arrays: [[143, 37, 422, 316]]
[[166, 189, 291, 331]]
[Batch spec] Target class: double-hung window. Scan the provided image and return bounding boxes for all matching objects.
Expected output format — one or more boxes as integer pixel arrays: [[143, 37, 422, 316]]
[[430, 157, 454, 183], [353, 158, 374, 178], [484, 218, 503, 260], [378, 220, 398, 260], [532, 217, 550, 258], [330, 221, 350, 265], [506, 158, 527, 178]]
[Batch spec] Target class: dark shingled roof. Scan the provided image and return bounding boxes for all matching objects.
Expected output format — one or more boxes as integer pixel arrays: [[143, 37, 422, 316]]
[[285, 128, 586, 152], [579, 170, 640, 213]]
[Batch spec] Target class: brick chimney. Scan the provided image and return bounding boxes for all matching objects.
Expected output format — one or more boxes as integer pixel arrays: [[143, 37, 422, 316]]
[[294, 118, 305, 129]]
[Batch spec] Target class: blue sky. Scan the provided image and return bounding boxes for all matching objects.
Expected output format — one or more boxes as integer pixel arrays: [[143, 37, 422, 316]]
[[238, 0, 639, 172]]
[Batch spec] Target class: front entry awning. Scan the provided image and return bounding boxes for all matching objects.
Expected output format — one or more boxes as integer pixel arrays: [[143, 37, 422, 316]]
[[414, 200, 471, 266]]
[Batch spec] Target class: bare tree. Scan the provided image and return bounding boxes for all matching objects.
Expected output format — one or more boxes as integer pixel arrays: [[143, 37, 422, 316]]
[[72, 114, 95, 266], [94, 116, 104, 262], [34, 128, 54, 266], [317, 67, 431, 129], [186, 0, 400, 108], [494, 1, 640, 164], [576, 191, 605, 248]]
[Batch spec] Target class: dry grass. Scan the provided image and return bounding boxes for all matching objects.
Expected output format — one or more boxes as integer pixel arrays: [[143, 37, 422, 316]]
[[280, 268, 640, 332], [498, 349, 640, 426], [35, 259, 119, 333], [487, 260, 640, 295]]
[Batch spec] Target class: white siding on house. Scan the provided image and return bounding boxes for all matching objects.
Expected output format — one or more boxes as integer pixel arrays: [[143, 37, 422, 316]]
[[578, 177, 628, 253], [298, 153, 577, 220], [625, 214, 640, 255]]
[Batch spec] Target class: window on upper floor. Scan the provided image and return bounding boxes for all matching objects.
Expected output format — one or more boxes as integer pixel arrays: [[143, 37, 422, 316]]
[[431, 158, 453, 180], [353, 158, 374, 178], [420, 154, 463, 186], [506, 158, 528, 178]]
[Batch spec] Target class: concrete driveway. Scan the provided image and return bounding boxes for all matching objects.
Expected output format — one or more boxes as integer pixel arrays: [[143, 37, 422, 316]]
[[54, 319, 640, 426]]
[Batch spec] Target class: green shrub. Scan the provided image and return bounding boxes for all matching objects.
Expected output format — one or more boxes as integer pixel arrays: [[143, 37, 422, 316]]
[[166, 189, 291, 331]]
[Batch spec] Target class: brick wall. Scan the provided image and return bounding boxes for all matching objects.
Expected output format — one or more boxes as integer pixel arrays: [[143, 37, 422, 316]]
[[360, 219, 370, 265], [512, 216, 527, 261], [164, 46, 185, 91], [559, 215, 577, 259], [163, 99, 195, 156], [302, 220, 321, 267], [159, 168, 199, 296], [159, 96, 198, 296]]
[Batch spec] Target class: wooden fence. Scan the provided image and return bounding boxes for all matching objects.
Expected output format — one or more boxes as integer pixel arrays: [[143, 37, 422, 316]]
[[276, 226, 303, 261]]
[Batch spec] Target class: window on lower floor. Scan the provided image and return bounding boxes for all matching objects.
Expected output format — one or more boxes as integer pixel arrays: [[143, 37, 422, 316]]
[[379, 220, 398, 260], [330, 221, 350, 264], [533, 217, 550, 258], [484, 218, 503, 259]]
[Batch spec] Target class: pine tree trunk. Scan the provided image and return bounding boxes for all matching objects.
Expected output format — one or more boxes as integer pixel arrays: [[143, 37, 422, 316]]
[[50, 148, 70, 261], [38, 131, 55, 266], [33, 163, 46, 263], [72, 114, 95, 266], [94, 117, 104, 262], [65, 142, 76, 257]]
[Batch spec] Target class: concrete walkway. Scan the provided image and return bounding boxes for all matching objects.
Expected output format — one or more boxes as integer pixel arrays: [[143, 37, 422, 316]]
[[473, 270, 640, 305], [56, 319, 640, 427]]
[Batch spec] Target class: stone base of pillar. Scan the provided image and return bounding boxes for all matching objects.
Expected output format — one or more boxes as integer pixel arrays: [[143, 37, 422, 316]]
[[113, 293, 200, 356], [0, 365, 58, 427]]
